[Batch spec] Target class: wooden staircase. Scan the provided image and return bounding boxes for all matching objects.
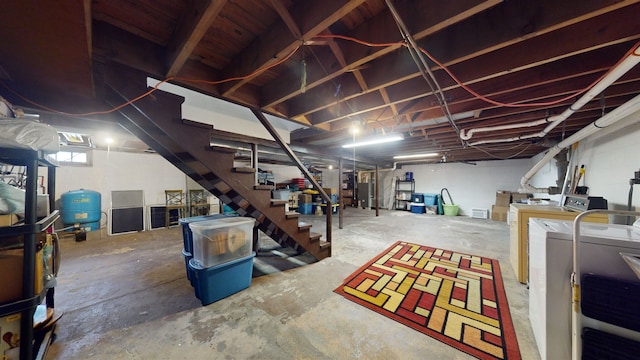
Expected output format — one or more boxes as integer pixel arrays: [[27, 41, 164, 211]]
[[105, 83, 331, 260]]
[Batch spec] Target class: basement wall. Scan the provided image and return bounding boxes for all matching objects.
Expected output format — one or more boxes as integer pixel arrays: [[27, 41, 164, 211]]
[[529, 109, 640, 224], [381, 159, 531, 217], [50, 110, 640, 226], [53, 149, 188, 229]]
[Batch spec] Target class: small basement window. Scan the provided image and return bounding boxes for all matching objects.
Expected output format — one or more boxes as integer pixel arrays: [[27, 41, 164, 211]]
[[53, 131, 94, 165], [50, 150, 92, 166]]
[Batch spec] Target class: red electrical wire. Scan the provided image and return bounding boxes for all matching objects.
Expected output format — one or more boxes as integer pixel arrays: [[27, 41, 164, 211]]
[[316, 34, 640, 109], [0, 45, 300, 117], [2, 30, 638, 117], [313, 33, 403, 48]]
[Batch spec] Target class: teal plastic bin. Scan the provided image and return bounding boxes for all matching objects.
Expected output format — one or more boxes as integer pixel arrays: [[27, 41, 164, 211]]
[[189, 252, 255, 306]]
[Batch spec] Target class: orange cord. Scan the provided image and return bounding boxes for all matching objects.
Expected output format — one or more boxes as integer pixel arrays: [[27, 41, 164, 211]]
[[1, 31, 638, 116], [0, 45, 300, 117], [317, 34, 640, 109]]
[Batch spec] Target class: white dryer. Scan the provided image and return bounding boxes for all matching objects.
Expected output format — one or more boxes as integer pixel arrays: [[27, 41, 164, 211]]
[[528, 218, 640, 360]]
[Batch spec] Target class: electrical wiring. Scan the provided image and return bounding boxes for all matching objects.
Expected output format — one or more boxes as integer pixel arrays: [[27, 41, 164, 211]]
[[306, 44, 363, 125], [470, 142, 534, 160], [313, 33, 402, 48], [0, 45, 300, 117], [384, 0, 461, 143], [418, 41, 640, 108], [2, 27, 637, 120], [313, 34, 640, 109]]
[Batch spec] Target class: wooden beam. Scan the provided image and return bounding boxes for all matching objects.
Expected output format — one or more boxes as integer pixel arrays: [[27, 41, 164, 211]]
[[284, 1, 640, 123], [84, 0, 94, 97], [270, 0, 302, 40], [220, 0, 366, 97], [165, 0, 228, 77], [260, 0, 499, 108]]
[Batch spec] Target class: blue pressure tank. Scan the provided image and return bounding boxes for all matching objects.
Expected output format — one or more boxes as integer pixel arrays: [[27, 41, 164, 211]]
[[61, 189, 102, 231]]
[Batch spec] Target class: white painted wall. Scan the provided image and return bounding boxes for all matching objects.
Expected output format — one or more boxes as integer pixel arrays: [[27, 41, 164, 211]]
[[54, 149, 187, 214], [48, 109, 640, 225], [383, 159, 531, 216], [529, 109, 640, 223]]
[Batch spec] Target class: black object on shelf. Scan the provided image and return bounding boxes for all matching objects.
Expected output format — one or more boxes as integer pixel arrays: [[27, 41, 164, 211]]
[[342, 173, 357, 207]]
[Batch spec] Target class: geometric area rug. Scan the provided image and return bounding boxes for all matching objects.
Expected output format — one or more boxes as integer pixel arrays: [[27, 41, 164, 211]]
[[334, 241, 521, 360]]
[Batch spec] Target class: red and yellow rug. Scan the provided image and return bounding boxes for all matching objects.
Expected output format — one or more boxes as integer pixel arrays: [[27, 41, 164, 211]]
[[335, 241, 521, 360]]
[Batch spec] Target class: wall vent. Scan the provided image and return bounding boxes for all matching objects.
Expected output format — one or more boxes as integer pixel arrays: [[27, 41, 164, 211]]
[[471, 208, 489, 219]]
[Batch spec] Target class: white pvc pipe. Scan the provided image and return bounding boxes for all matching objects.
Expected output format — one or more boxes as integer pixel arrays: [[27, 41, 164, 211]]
[[461, 114, 561, 141], [520, 92, 640, 193], [462, 43, 640, 144]]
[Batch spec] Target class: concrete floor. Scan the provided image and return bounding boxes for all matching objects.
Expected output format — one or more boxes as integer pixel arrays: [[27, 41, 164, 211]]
[[45, 208, 540, 359]]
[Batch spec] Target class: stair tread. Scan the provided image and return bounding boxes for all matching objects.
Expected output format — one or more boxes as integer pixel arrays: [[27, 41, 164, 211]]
[[309, 232, 322, 242], [298, 221, 312, 230], [319, 240, 331, 249], [209, 145, 237, 153], [286, 211, 300, 219], [270, 199, 287, 206], [233, 167, 256, 173], [254, 185, 273, 190]]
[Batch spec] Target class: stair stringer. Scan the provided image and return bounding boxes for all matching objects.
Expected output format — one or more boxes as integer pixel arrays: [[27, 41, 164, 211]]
[[106, 86, 330, 260]]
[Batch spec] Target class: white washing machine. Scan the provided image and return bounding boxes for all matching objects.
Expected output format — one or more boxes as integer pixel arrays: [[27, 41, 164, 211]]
[[528, 218, 640, 360]]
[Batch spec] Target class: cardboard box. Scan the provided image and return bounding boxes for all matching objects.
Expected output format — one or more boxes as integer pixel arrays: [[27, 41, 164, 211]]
[[0, 312, 21, 359], [511, 193, 531, 204], [1, 233, 55, 305], [491, 205, 509, 222], [341, 189, 353, 197], [495, 192, 511, 207], [298, 194, 312, 204], [0, 249, 23, 304], [0, 214, 19, 227], [322, 188, 337, 195]]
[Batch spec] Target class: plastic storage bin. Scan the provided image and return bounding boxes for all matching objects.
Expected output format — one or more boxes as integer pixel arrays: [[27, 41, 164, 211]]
[[424, 194, 438, 206], [223, 204, 236, 215], [298, 203, 313, 215], [179, 214, 234, 254], [182, 248, 196, 287], [189, 217, 255, 268], [272, 189, 291, 200], [412, 193, 424, 203], [189, 253, 255, 306], [410, 203, 425, 214]]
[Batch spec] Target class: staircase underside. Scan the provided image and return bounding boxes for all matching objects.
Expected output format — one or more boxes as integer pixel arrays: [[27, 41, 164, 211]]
[[103, 70, 330, 261]]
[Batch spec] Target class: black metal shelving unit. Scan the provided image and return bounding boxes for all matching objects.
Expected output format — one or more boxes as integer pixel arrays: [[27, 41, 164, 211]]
[[341, 172, 357, 207], [395, 178, 415, 211], [0, 148, 58, 360]]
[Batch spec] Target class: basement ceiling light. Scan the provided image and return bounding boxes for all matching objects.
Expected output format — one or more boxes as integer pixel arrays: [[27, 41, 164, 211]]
[[393, 152, 439, 159], [342, 135, 403, 148]]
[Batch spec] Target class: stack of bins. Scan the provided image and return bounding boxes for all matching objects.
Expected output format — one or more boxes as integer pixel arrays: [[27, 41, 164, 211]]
[[179, 214, 234, 292], [423, 193, 439, 215], [410, 193, 425, 214], [188, 217, 256, 305]]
